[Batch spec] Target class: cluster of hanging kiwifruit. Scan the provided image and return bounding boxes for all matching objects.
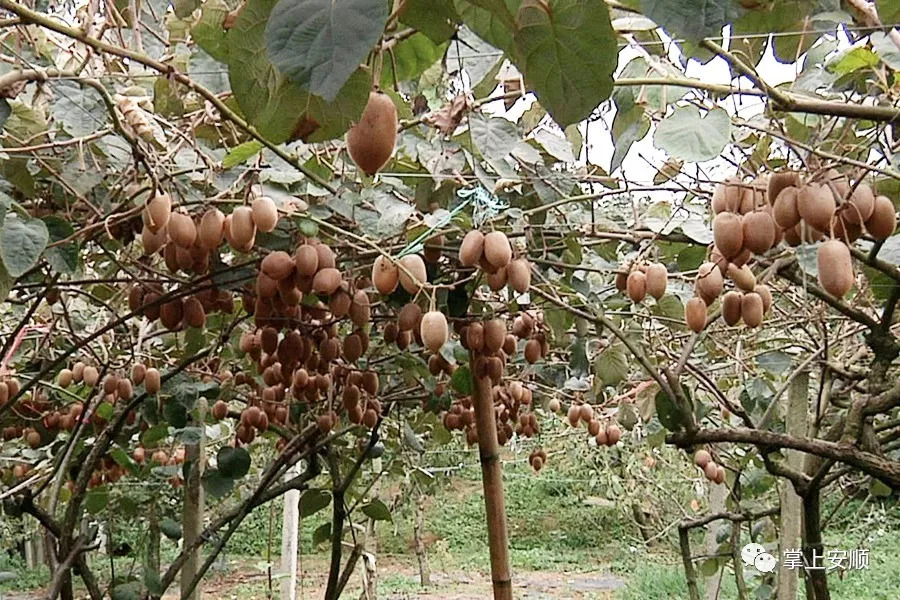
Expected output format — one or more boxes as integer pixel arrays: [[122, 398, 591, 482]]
[[458, 230, 532, 294], [616, 261, 668, 303], [693, 448, 726, 484], [563, 400, 622, 448], [440, 377, 538, 447], [529, 448, 548, 472]]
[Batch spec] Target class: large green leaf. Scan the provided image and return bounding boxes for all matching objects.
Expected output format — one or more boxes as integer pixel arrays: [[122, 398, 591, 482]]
[[610, 105, 649, 173], [217, 446, 251, 479], [265, 0, 387, 101], [380, 33, 447, 88], [0, 214, 49, 277], [640, 0, 742, 41], [400, 0, 459, 43], [202, 468, 235, 498], [454, 0, 518, 54], [42, 216, 79, 274], [192, 0, 230, 62], [594, 342, 629, 386], [361, 498, 393, 521], [653, 105, 730, 163], [299, 489, 332, 517], [85, 485, 110, 514], [512, 0, 617, 127]]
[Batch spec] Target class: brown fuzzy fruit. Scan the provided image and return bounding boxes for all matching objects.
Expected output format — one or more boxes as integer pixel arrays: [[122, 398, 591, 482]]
[[459, 230, 485, 267], [167, 211, 197, 247], [727, 264, 757, 292], [212, 400, 228, 420], [398, 302, 422, 331], [773, 186, 801, 229], [797, 183, 834, 232], [58, 369, 73, 388], [183, 296, 206, 328], [866, 196, 896, 240], [606, 424, 621, 445], [713, 213, 743, 259], [483, 232, 512, 269], [483, 320, 506, 354], [817, 239, 854, 297], [420, 311, 449, 353], [740, 293, 763, 327], [626, 271, 647, 303], [695, 262, 724, 305], [141, 224, 168, 255], [843, 183, 875, 225], [486, 268, 507, 292], [145, 368, 161, 394], [144, 192, 171, 234], [261, 251, 295, 281], [349, 290, 371, 326], [372, 255, 399, 295], [715, 465, 726, 484], [507, 258, 531, 293], [767, 171, 800, 205], [198, 208, 225, 249], [754, 284, 773, 313], [722, 291, 743, 326], [229, 206, 256, 249], [117, 378, 134, 400], [742, 210, 776, 254], [312, 268, 342, 296], [466, 322, 485, 351], [832, 214, 862, 244], [740, 179, 766, 214], [694, 449, 712, 468], [251, 196, 279, 232], [131, 363, 146, 385], [704, 461, 718, 481], [160, 300, 184, 331], [347, 91, 397, 175], [711, 176, 742, 213], [399, 254, 427, 294], [524, 339, 541, 363], [685, 297, 707, 333], [83, 366, 100, 387], [645, 263, 667, 299], [294, 244, 319, 277]]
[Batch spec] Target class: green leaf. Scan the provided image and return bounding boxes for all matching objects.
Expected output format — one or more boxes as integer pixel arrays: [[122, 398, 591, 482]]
[[111, 582, 143, 600], [51, 81, 107, 137], [192, 0, 231, 62], [655, 389, 685, 431], [299, 489, 331, 517], [610, 105, 649, 173], [469, 113, 518, 160], [400, 0, 459, 43], [454, 0, 517, 54], [160, 518, 183, 540], [312, 522, 331, 546], [640, 0, 742, 41], [653, 105, 731, 163], [380, 33, 447, 88], [0, 214, 49, 277], [85, 485, 110, 514], [593, 342, 629, 386], [361, 498, 393, 521], [0, 98, 10, 130], [153, 77, 184, 117], [757, 351, 791, 375], [42, 216, 79, 274], [217, 446, 251, 479], [872, 32, 900, 71], [201, 468, 235, 498], [96, 401, 115, 420], [265, 0, 387, 101], [222, 140, 264, 169], [828, 47, 879, 76], [109, 447, 137, 473], [512, 0, 616, 127], [870, 478, 892, 498], [450, 364, 473, 395], [140, 423, 169, 447], [699, 557, 720, 576]]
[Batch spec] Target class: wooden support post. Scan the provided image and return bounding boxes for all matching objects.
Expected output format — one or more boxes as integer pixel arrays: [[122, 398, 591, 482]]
[[280, 464, 300, 600], [181, 399, 207, 600], [470, 353, 512, 600], [778, 372, 807, 600], [704, 482, 726, 599]]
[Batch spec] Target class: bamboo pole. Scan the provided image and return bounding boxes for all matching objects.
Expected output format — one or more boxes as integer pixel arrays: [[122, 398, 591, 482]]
[[470, 353, 512, 600]]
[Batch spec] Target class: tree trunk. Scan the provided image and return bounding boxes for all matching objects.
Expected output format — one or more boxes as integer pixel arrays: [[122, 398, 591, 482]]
[[470, 353, 512, 600], [704, 482, 727, 600], [778, 372, 807, 600], [280, 464, 301, 600], [802, 491, 830, 600], [679, 526, 701, 600], [413, 495, 431, 586], [181, 399, 207, 600], [148, 500, 161, 577]]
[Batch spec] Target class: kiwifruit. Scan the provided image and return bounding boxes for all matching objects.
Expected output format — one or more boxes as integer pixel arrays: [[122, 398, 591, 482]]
[[797, 183, 834, 232], [160, 300, 184, 330], [397, 330, 412, 350], [714, 465, 726, 484], [163, 243, 179, 272], [420, 311, 449, 353], [742, 210, 776, 254], [141, 224, 168, 254], [117, 378, 134, 400], [398, 254, 427, 294], [817, 239, 854, 297], [183, 296, 206, 328], [315, 244, 336, 269], [167, 211, 197, 247], [685, 297, 707, 333], [822, 168, 851, 198], [83, 365, 100, 387], [644, 263, 667, 299], [424, 233, 443, 263], [754, 284, 773, 313], [459, 230, 485, 267], [548, 398, 561, 413], [694, 449, 712, 468], [832, 214, 862, 243], [347, 91, 398, 176], [128, 285, 144, 313], [260, 327, 278, 354], [175, 245, 194, 271], [466, 322, 485, 351], [579, 403, 594, 423], [737, 294, 762, 330], [866, 195, 896, 240], [524, 339, 541, 363], [503, 334, 517, 356], [372, 255, 399, 295], [695, 262, 724, 305], [261, 251, 295, 281], [486, 268, 507, 292], [483, 231, 512, 269], [482, 320, 505, 354], [712, 176, 742, 213], [294, 244, 319, 277], [727, 263, 757, 292], [229, 206, 256, 249], [767, 171, 800, 205], [312, 268, 342, 295], [343, 334, 363, 362], [131, 363, 146, 386], [198, 208, 225, 249], [703, 461, 718, 481], [349, 290, 371, 326], [626, 271, 647, 303], [739, 179, 765, 214], [393, 304, 420, 333], [144, 192, 171, 234], [145, 368, 161, 394], [251, 196, 278, 232], [843, 183, 875, 225], [57, 368, 73, 388], [70, 362, 85, 383], [255, 273, 277, 299], [362, 370, 379, 395], [507, 258, 531, 293], [773, 186, 801, 229], [713, 213, 743, 259]]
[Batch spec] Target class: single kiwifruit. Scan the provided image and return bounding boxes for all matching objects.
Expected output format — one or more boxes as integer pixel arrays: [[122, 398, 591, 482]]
[[251, 196, 278, 232], [467, 322, 485, 351], [312, 268, 342, 296], [398, 302, 422, 331], [626, 271, 647, 303], [117, 378, 134, 400], [486, 268, 507, 292], [740, 292, 763, 327], [727, 263, 757, 292], [399, 254, 427, 294], [131, 363, 146, 385], [503, 334, 517, 356], [742, 210, 776, 254], [797, 183, 834, 232], [229, 206, 256, 249], [773, 186, 801, 229], [261, 327, 279, 354], [315, 244, 336, 270], [606, 423, 621, 445], [711, 176, 742, 213], [695, 262, 724, 305], [167, 211, 197, 248], [261, 251, 295, 281], [343, 334, 364, 362], [866, 195, 896, 240], [58, 369, 73, 388], [141, 224, 168, 254], [713, 212, 743, 259], [349, 290, 371, 326], [507, 258, 531, 293], [372, 255, 399, 295], [483, 231, 512, 269], [723, 291, 745, 324], [420, 311, 449, 353], [817, 239, 854, 297], [362, 370, 379, 395], [704, 461, 718, 481], [754, 284, 773, 313], [483, 320, 506, 353], [459, 230, 485, 267], [72, 361, 85, 383], [645, 263, 667, 299], [767, 171, 800, 205], [145, 368, 161, 394], [739, 178, 766, 214], [347, 91, 398, 176], [685, 297, 707, 333], [257, 272, 278, 299], [83, 365, 101, 387], [843, 183, 875, 225], [524, 339, 541, 363], [160, 299, 184, 330], [198, 208, 225, 249], [128, 285, 144, 313], [294, 244, 319, 277], [211, 400, 228, 421], [694, 449, 712, 468], [183, 296, 206, 328], [144, 192, 171, 234], [424, 233, 443, 263]]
